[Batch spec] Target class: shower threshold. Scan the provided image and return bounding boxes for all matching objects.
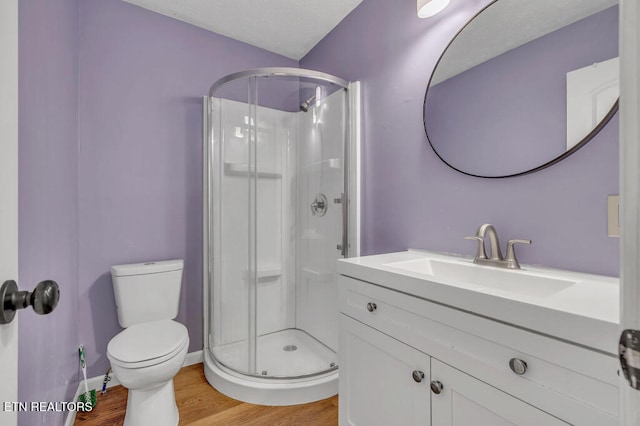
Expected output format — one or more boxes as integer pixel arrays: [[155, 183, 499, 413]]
[[211, 328, 336, 378]]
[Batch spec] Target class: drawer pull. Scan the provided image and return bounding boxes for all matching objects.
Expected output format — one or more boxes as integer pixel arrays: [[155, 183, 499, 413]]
[[366, 302, 377, 312], [412, 370, 425, 383], [430, 380, 444, 394], [509, 358, 528, 375]]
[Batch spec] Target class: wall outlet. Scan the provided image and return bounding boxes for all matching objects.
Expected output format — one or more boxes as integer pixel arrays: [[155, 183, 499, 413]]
[[608, 195, 620, 237]]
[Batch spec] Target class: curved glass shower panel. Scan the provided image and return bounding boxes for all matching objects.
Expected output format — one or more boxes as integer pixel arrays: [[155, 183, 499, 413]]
[[294, 80, 346, 370], [209, 77, 256, 375], [209, 69, 348, 379]]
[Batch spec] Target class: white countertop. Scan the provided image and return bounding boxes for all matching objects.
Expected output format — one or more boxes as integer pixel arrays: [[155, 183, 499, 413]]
[[337, 250, 620, 355]]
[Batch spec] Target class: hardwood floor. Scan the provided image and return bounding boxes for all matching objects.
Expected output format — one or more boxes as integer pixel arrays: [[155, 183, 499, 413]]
[[74, 364, 338, 425]]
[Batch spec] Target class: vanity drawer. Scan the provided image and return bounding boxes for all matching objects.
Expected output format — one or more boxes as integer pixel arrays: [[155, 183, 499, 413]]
[[339, 275, 618, 426]]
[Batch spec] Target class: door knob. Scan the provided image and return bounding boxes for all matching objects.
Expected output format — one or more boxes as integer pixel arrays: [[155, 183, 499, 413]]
[[0, 279, 60, 324]]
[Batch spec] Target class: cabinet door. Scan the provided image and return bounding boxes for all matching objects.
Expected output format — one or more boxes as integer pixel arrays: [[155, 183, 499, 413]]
[[339, 315, 431, 426], [431, 359, 568, 426]]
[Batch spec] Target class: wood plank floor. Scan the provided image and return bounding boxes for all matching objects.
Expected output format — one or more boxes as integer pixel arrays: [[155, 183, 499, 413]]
[[74, 364, 338, 425]]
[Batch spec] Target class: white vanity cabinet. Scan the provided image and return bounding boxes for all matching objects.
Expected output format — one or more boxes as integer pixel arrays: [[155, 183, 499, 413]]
[[338, 273, 619, 426], [431, 359, 567, 425], [340, 316, 431, 425], [340, 315, 566, 426]]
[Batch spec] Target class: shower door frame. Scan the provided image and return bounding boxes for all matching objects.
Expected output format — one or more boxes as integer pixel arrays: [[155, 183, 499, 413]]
[[202, 68, 360, 382]]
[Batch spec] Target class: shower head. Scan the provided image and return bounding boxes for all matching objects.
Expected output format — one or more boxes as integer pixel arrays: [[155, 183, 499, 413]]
[[300, 95, 316, 113]]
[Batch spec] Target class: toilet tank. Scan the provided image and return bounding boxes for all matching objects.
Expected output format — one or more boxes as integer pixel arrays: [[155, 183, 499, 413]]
[[111, 259, 184, 328]]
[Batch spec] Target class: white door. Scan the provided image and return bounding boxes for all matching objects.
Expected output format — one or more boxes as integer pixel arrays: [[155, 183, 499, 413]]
[[0, 1, 19, 426], [431, 359, 567, 426], [339, 315, 431, 426], [566, 57, 619, 150], [620, 1, 640, 424]]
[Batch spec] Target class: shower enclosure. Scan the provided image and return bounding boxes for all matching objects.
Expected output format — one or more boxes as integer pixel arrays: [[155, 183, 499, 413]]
[[203, 68, 359, 405]]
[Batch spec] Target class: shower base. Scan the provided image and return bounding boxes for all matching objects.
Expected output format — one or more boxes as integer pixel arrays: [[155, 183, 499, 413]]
[[204, 329, 338, 405], [210, 328, 336, 377]]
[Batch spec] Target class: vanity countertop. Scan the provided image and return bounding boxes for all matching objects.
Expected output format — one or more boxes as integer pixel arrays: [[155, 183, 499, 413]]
[[337, 250, 619, 355]]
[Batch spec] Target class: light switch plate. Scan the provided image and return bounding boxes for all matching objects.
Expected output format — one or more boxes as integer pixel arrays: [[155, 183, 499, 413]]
[[608, 195, 620, 237]]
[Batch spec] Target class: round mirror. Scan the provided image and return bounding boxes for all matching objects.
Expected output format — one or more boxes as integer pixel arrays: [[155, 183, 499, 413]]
[[423, 0, 619, 178]]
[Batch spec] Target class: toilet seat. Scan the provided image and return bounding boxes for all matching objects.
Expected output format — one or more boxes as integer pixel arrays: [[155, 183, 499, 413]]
[[108, 320, 189, 369]]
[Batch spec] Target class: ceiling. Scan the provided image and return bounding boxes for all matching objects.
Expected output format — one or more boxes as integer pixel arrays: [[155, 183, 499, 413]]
[[123, 0, 363, 60], [432, 0, 618, 85]]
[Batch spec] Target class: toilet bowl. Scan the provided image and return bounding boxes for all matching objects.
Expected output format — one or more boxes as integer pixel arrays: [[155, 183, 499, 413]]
[[107, 260, 188, 426], [108, 320, 189, 426]]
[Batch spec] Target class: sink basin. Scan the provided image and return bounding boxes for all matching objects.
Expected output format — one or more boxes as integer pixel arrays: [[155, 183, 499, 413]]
[[338, 249, 619, 355], [383, 257, 576, 298]]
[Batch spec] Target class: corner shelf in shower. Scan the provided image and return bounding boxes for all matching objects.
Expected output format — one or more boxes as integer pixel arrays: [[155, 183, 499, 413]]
[[224, 162, 282, 179], [300, 229, 325, 240], [242, 265, 282, 282], [304, 158, 342, 174], [302, 267, 334, 282]]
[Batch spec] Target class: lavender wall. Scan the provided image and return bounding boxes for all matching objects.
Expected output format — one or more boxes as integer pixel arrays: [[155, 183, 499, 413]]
[[426, 6, 618, 176], [77, 0, 297, 377], [18, 0, 80, 425], [17, 2, 620, 415], [301, 0, 619, 276]]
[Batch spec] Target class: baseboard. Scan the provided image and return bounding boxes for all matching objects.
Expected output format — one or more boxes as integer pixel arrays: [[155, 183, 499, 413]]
[[64, 350, 204, 426], [184, 349, 204, 367]]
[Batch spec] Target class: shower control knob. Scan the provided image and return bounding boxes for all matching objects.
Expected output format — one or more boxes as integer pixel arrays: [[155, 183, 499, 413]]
[[366, 302, 377, 312], [430, 380, 444, 394], [509, 358, 528, 375], [412, 370, 425, 383], [0, 279, 60, 324], [310, 194, 328, 217]]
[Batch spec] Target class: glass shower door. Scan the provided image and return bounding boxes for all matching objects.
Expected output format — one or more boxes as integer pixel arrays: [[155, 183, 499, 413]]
[[209, 72, 349, 379], [209, 77, 257, 376], [252, 76, 296, 377], [293, 83, 347, 373]]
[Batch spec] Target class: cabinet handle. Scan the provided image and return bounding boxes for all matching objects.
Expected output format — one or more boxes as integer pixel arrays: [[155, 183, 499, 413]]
[[366, 302, 377, 312], [430, 380, 444, 394], [509, 358, 528, 375], [412, 370, 425, 383]]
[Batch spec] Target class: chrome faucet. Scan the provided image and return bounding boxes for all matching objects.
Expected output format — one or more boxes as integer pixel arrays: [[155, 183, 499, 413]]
[[465, 224, 531, 269]]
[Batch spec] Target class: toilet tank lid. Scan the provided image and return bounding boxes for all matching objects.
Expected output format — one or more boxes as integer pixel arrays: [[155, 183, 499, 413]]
[[111, 259, 184, 277]]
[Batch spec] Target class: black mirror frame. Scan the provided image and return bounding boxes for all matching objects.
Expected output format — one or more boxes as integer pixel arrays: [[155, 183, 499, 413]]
[[422, 0, 620, 179]]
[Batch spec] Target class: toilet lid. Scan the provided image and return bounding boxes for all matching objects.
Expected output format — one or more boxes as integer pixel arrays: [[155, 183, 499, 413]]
[[107, 320, 189, 368]]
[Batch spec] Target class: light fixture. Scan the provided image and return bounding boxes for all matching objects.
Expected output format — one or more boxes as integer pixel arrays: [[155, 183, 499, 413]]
[[417, 0, 450, 18]]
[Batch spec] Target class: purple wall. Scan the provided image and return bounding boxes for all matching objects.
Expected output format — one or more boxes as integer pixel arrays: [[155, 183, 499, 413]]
[[77, 0, 297, 377], [18, 0, 80, 425], [17, 1, 620, 418], [426, 6, 618, 176], [301, 0, 619, 276]]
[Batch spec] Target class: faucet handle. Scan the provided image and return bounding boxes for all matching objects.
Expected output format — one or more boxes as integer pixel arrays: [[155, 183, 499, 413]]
[[464, 236, 483, 241], [507, 239, 531, 247], [505, 239, 531, 269], [465, 236, 487, 260]]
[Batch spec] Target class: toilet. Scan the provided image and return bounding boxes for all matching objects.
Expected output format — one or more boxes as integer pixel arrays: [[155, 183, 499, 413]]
[[107, 259, 189, 426]]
